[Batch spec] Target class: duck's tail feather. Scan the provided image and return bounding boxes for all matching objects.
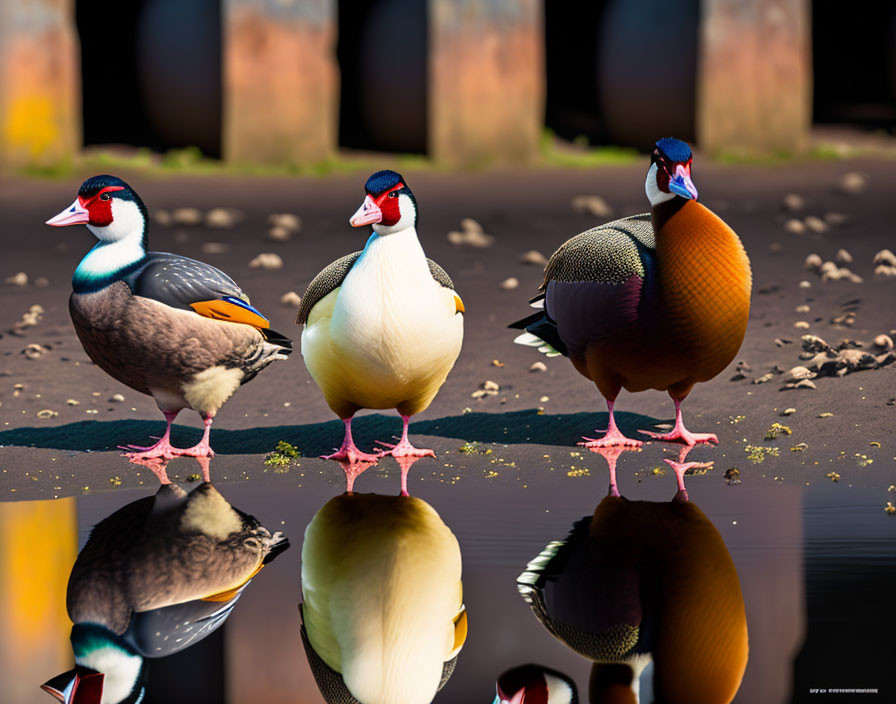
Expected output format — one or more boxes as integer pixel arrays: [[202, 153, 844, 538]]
[[509, 310, 568, 357]]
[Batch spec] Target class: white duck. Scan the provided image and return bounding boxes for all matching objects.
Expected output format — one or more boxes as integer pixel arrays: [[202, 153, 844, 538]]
[[298, 170, 464, 463]]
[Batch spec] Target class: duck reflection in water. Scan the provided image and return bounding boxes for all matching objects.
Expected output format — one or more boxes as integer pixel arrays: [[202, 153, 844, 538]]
[[41, 457, 289, 704], [503, 445, 747, 704], [300, 474, 466, 704], [333, 453, 425, 496]]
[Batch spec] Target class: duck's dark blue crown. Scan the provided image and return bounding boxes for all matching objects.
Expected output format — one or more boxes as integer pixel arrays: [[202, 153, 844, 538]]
[[365, 170, 408, 195], [79, 174, 135, 199], [655, 137, 692, 163]]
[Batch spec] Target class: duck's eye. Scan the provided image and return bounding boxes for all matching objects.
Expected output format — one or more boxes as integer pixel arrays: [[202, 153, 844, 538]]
[[100, 193, 111, 201], [388, 191, 399, 198]]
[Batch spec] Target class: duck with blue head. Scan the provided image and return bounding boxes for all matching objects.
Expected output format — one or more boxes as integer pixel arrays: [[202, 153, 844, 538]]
[[297, 170, 464, 475], [512, 137, 751, 448], [46, 176, 293, 461]]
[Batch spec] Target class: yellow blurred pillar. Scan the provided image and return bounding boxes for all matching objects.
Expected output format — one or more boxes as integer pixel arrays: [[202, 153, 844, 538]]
[[0, 0, 80, 168], [0, 498, 78, 704]]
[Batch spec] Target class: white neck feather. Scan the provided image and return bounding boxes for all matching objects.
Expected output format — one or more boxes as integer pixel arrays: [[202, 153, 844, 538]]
[[75, 232, 145, 280], [645, 163, 674, 206], [76, 646, 142, 704]]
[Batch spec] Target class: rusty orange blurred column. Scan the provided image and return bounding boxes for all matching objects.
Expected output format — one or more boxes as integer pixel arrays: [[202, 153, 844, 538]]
[[0, 498, 78, 704], [223, 0, 338, 165], [430, 0, 544, 167], [697, 0, 811, 157], [0, 0, 80, 169]]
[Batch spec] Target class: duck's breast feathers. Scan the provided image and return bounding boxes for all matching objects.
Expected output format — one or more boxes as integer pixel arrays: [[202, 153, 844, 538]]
[[541, 214, 654, 289], [297, 251, 457, 325], [125, 252, 271, 329]]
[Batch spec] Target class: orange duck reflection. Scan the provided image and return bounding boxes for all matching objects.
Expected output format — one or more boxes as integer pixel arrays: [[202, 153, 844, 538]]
[[512, 446, 747, 704]]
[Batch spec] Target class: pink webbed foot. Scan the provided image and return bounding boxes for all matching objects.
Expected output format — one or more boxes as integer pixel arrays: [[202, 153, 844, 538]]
[[169, 439, 215, 459], [375, 438, 436, 459], [323, 445, 380, 463], [322, 418, 379, 463], [664, 445, 714, 500], [639, 426, 718, 446], [120, 437, 182, 461], [579, 428, 643, 449]]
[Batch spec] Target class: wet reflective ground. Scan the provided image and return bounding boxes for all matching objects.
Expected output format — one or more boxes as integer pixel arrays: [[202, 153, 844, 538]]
[[4, 445, 893, 704]]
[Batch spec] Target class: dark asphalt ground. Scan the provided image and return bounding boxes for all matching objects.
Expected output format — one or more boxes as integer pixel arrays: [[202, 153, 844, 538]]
[[1, 157, 894, 502]]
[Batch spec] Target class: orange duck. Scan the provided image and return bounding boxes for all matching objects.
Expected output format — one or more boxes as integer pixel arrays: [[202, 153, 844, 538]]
[[512, 138, 751, 446]]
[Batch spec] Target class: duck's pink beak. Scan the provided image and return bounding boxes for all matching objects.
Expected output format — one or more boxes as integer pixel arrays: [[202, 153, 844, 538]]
[[46, 198, 89, 226], [349, 195, 382, 227]]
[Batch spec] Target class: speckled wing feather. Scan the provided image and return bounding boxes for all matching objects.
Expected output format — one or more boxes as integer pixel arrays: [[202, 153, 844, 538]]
[[296, 251, 455, 324], [541, 213, 654, 288], [124, 252, 251, 312]]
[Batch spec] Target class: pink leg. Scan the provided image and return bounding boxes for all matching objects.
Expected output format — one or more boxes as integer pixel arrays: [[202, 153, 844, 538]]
[[322, 418, 379, 463], [586, 444, 639, 497], [172, 413, 216, 458], [332, 457, 378, 492], [375, 416, 436, 459], [126, 457, 172, 484], [639, 398, 718, 445], [579, 400, 643, 449], [194, 456, 212, 482], [120, 410, 182, 460], [664, 445, 714, 501], [393, 455, 425, 497]]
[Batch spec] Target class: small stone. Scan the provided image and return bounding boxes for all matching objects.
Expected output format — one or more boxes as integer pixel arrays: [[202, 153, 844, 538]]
[[460, 218, 482, 234], [873, 249, 896, 266], [22, 343, 46, 360], [788, 365, 814, 380], [804, 216, 828, 233], [783, 193, 804, 211], [499, 277, 519, 290], [483, 380, 500, 392], [817, 412, 834, 418], [752, 372, 775, 384], [529, 361, 547, 373], [268, 226, 292, 242], [804, 253, 822, 271], [249, 253, 283, 270], [874, 334, 894, 350], [109, 393, 125, 402], [824, 212, 847, 226], [491, 359, 504, 367], [784, 219, 806, 235], [447, 218, 494, 247], [781, 408, 796, 416], [37, 409, 58, 419], [153, 209, 172, 226], [539, 395, 550, 403], [171, 207, 203, 225], [66, 398, 80, 406], [821, 269, 843, 282], [205, 208, 241, 228], [267, 213, 302, 231], [201, 242, 229, 254], [5, 272, 27, 286], [34, 277, 49, 287], [795, 379, 817, 390], [798, 280, 811, 289], [886, 502, 895, 514], [874, 264, 896, 277], [774, 338, 792, 347], [571, 195, 613, 218], [795, 304, 810, 313], [520, 250, 548, 266], [280, 291, 302, 307], [794, 321, 810, 329], [840, 171, 867, 194]]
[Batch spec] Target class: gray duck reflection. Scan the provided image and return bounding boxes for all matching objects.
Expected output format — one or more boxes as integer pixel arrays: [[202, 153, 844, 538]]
[[510, 445, 747, 704], [300, 456, 466, 704], [41, 457, 289, 704]]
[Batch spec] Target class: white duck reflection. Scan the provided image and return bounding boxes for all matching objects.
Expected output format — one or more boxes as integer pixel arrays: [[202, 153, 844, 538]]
[[41, 457, 288, 704], [300, 481, 466, 704], [510, 446, 747, 704]]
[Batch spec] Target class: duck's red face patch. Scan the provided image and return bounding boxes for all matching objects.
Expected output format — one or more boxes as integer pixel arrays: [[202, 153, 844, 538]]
[[372, 183, 404, 226], [79, 186, 124, 227]]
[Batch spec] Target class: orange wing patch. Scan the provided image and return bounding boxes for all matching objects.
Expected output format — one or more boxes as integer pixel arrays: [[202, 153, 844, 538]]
[[201, 563, 265, 603], [190, 300, 270, 329]]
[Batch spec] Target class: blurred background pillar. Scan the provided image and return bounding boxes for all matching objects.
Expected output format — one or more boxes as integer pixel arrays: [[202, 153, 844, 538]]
[[0, 499, 78, 704], [224, 0, 338, 164], [429, 0, 543, 166], [0, 0, 80, 168], [697, 0, 812, 157]]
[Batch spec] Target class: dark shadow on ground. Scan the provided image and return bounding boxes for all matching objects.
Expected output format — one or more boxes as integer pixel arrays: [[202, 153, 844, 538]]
[[0, 410, 664, 455]]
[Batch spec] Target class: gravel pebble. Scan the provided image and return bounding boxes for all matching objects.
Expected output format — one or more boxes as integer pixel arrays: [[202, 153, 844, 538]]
[[499, 277, 519, 290], [784, 219, 806, 235], [201, 242, 229, 254], [109, 393, 125, 402], [5, 272, 28, 286], [171, 207, 203, 225], [280, 291, 302, 307], [249, 253, 284, 270], [529, 361, 547, 373], [520, 249, 548, 266]]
